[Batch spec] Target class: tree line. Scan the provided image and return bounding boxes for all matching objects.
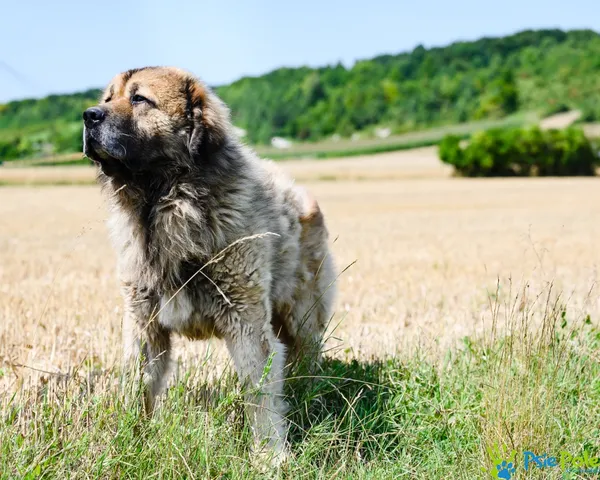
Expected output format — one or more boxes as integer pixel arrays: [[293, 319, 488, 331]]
[[1, 28, 600, 159]]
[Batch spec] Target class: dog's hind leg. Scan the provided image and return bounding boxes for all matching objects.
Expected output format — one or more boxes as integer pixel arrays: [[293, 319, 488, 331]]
[[285, 192, 337, 369], [286, 258, 336, 371], [223, 307, 289, 466]]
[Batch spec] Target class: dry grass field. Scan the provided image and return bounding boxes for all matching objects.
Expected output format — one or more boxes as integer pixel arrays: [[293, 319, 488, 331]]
[[1, 147, 599, 392], [3, 149, 600, 478]]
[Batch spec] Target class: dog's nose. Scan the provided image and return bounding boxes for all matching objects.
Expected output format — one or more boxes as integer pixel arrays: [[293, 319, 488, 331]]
[[83, 107, 106, 127]]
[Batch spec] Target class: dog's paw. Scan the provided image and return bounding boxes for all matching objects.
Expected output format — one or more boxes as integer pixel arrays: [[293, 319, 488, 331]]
[[251, 441, 291, 473]]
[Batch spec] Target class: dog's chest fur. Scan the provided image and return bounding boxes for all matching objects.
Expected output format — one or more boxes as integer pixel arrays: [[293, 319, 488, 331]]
[[106, 177, 302, 339], [107, 185, 220, 335]]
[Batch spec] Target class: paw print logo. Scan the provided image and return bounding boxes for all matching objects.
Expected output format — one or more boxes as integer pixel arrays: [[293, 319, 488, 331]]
[[484, 444, 517, 479], [496, 460, 516, 479]]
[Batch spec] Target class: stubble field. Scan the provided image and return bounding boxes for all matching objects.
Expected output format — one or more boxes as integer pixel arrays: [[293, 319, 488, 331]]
[[2, 148, 600, 478]]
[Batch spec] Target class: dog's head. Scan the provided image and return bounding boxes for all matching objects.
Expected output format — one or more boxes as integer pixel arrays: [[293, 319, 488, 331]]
[[83, 67, 230, 176]]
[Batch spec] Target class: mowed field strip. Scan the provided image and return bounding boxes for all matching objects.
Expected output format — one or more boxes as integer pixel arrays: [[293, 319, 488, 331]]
[[1, 148, 600, 391]]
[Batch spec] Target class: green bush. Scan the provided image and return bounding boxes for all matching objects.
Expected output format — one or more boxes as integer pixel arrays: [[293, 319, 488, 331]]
[[0, 137, 36, 160], [580, 99, 600, 122], [0, 138, 21, 160], [439, 126, 598, 176], [50, 124, 84, 154]]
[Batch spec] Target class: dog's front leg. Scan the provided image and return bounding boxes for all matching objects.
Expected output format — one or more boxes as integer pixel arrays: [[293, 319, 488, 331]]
[[223, 303, 290, 465], [121, 284, 171, 414]]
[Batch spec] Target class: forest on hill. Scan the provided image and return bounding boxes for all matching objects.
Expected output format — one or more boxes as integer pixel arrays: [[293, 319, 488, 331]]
[[1, 28, 600, 159]]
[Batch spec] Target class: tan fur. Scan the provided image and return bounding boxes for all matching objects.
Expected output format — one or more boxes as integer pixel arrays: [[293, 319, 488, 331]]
[[83, 66, 336, 465]]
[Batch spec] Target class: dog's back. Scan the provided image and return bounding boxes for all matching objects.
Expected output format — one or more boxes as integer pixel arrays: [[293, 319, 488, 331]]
[[256, 160, 336, 361]]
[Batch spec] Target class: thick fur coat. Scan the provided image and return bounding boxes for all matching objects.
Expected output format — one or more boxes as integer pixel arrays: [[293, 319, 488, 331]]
[[82, 67, 336, 462]]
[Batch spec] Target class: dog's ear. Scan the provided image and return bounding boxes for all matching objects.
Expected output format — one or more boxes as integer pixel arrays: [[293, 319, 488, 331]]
[[184, 78, 229, 157]]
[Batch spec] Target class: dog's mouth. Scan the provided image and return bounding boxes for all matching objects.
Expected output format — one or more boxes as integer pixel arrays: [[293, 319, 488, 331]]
[[84, 139, 112, 163], [84, 134, 137, 179], [84, 131, 129, 164]]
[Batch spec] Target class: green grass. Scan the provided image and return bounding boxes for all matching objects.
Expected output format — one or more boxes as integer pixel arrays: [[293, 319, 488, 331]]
[[2, 283, 600, 479], [28, 157, 91, 167], [0, 180, 96, 187], [257, 135, 468, 160], [254, 111, 538, 160], [2, 152, 90, 168]]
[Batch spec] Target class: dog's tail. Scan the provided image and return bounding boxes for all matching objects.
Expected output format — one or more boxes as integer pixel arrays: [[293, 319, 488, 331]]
[[295, 186, 329, 254], [296, 186, 324, 228]]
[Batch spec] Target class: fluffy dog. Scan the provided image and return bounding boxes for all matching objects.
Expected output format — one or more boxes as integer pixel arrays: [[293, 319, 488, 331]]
[[82, 66, 335, 462]]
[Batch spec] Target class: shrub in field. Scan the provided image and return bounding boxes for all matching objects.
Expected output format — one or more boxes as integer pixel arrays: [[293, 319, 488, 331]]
[[0, 138, 21, 160], [50, 123, 84, 154], [0, 136, 35, 161], [439, 126, 598, 176]]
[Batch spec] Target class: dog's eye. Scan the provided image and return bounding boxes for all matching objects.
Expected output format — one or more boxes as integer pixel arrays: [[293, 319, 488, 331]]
[[131, 94, 149, 105]]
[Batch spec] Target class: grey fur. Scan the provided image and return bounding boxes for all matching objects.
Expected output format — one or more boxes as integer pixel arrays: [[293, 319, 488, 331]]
[[87, 67, 336, 464]]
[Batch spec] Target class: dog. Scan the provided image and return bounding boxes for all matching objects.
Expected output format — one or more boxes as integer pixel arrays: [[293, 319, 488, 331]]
[[82, 66, 336, 463]]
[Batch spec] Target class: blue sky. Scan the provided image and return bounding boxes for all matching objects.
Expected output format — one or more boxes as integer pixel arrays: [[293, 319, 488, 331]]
[[1, 0, 599, 103]]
